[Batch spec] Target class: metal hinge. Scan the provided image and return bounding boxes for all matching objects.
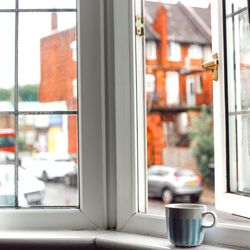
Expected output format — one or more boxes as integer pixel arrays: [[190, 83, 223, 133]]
[[135, 15, 144, 36]]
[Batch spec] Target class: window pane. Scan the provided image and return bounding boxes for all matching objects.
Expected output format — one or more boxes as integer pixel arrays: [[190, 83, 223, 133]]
[[145, 0, 213, 214], [0, 0, 15, 9], [237, 11, 250, 110], [226, 0, 247, 15], [19, 0, 76, 9], [0, 115, 15, 207], [235, 115, 250, 193], [18, 12, 77, 111], [0, 13, 15, 110], [19, 114, 78, 207]]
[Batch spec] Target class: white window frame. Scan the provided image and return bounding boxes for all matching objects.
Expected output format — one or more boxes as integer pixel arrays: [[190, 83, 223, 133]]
[[168, 41, 181, 61], [214, 0, 250, 219], [0, 0, 107, 230], [114, 0, 250, 248]]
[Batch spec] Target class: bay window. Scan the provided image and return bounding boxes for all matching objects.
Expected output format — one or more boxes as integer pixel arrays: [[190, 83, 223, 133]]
[[1, 1, 250, 249]]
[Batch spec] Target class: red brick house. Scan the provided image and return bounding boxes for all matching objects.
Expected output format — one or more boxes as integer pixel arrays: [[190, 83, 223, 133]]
[[145, 2, 212, 166], [38, 3, 212, 165], [39, 13, 77, 155]]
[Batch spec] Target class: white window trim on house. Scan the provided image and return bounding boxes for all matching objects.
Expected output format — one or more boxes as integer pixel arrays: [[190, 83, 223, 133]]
[[0, 0, 107, 230], [146, 41, 157, 60], [188, 44, 203, 59], [113, 0, 250, 248], [166, 71, 179, 106], [168, 41, 181, 61]]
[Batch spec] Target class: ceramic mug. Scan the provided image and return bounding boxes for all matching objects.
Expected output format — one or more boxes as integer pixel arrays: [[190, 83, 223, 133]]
[[165, 203, 217, 247]]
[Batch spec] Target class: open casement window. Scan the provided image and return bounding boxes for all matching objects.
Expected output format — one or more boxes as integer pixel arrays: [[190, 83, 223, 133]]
[[114, 0, 250, 247], [0, 0, 106, 230], [214, 0, 250, 218]]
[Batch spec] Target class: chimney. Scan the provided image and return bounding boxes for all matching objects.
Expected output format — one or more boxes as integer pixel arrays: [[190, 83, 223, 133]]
[[51, 12, 58, 31]]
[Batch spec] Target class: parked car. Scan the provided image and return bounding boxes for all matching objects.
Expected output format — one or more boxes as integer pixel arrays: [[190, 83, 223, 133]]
[[21, 152, 76, 182], [0, 165, 45, 206], [148, 165, 202, 203]]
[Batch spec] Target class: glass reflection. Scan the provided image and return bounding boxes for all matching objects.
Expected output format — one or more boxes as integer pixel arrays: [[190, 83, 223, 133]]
[[0, 115, 15, 207]]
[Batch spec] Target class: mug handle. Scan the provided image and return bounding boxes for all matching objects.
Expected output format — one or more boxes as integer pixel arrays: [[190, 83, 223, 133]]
[[202, 211, 217, 229]]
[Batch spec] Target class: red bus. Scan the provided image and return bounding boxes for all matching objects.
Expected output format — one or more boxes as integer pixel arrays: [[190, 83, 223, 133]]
[[0, 129, 15, 153]]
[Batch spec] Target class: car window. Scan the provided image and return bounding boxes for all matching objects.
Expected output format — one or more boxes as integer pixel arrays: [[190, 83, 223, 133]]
[[175, 169, 195, 177]]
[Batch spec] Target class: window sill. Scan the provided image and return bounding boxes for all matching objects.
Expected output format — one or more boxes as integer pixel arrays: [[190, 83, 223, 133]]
[[0, 230, 242, 250]]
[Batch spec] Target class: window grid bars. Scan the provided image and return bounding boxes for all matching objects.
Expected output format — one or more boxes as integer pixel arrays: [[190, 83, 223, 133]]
[[14, 0, 19, 207], [0, 9, 76, 13], [0, 0, 78, 208], [226, 6, 247, 19]]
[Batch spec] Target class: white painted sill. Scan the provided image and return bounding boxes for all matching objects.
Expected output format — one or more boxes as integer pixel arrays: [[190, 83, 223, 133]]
[[0, 230, 243, 250]]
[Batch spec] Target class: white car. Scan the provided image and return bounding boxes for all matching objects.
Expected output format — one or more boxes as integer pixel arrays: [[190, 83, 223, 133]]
[[0, 165, 45, 206], [21, 152, 76, 182]]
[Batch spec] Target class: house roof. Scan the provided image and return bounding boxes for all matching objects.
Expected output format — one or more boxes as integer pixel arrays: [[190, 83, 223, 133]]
[[145, 1, 211, 45], [145, 20, 160, 41]]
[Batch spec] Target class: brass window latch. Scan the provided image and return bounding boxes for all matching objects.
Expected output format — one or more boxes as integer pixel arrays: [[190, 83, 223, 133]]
[[202, 53, 219, 81], [135, 15, 144, 36]]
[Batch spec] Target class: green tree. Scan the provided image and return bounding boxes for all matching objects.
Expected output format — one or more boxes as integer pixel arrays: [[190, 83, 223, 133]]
[[19, 84, 38, 101], [0, 88, 12, 101], [188, 106, 214, 186]]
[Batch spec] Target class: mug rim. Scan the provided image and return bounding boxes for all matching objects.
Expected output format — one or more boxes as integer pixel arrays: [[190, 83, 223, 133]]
[[165, 203, 207, 210]]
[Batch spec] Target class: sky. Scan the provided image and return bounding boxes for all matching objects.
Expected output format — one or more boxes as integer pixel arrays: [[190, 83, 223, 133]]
[[0, 0, 76, 88]]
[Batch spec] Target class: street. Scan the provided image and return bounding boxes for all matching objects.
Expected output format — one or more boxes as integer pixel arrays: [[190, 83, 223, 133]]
[[42, 182, 78, 207], [42, 182, 250, 226]]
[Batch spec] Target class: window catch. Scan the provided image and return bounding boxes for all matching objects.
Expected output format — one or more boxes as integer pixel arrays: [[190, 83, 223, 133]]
[[135, 15, 144, 36]]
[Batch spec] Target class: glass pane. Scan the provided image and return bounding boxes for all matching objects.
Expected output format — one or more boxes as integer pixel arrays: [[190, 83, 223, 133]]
[[19, 0, 76, 9], [226, 18, 236, 113], [236, 114, 250, 193], [237, 11, 250, 111], [19, 114, 78, 207], [226, 0, 247, 15], [18, 12, 77, 112], [145, 0, 213, 213], [0, 0, 15, 9], [228, 115, 237, 192], [0, 13, 15, 110], [0, 115, 15, 207]]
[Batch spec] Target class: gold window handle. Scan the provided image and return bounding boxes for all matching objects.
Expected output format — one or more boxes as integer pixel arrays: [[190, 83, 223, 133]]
[[202, 53, 219, 81]]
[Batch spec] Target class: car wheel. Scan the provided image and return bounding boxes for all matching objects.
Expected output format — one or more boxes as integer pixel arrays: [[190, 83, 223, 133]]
[[42, 171, 48, 182], [190, 194, 200, 203], [162, 189, 173, 204]]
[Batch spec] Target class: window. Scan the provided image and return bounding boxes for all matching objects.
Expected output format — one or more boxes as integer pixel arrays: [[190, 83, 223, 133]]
[[146, 41, 157, 60], [188, 44, 203, 59], [0, 0, 106, 230], [114, 0, 250, 248], [0, 0, 78, 208], [166, 72, 179, 105], [215, 0, 250, 219], [145, 74, 155, 93], [196, 75, 203, 94], [203, 46, 212, 61], [168, 42, 181, 61], [186, 75, 196, 106]]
